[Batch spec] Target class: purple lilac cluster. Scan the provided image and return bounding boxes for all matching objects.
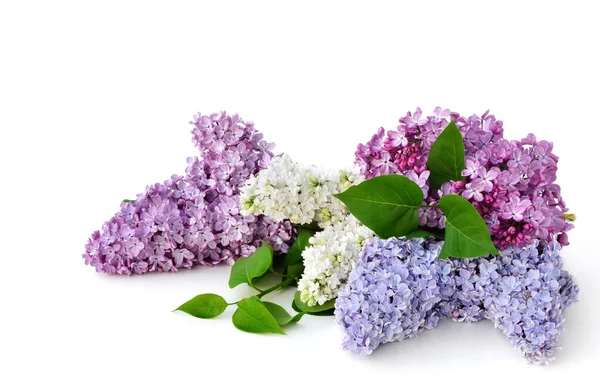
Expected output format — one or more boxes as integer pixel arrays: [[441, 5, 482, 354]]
[[355, 107, 573, 249], [83, 112, 295, 275], [335, 237, 578, 364]]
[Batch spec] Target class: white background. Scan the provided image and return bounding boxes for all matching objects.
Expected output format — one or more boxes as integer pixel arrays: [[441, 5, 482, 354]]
[[1, 1, 599, 381]]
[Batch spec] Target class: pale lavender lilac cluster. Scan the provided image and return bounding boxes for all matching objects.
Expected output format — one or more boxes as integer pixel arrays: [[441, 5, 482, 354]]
[[335, 237, 578, 364], [83, 112, 295, 275], [355, 108, 573, 249]]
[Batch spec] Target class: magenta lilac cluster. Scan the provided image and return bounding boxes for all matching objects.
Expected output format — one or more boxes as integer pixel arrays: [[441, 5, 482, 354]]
[[335, 237, 578, 364], [83, 112, 295, 275], [355, 108, 573, 249]]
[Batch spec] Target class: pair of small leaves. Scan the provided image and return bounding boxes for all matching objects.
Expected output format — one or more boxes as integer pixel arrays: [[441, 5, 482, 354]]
[[335, 175, 498, 259], [229, 242, 274, 288], [176, 237, 313, 334], [176, 295, 304, 335]]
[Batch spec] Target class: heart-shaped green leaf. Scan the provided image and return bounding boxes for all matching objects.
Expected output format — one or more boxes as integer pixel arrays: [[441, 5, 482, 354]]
[[427, 120, 465, 190], [262, 301, 304, 326], [229, 242, 274, 288], [175, 293, 229, 319], [232, 296, 286, 335], [334, 174, 424, 238], [438, 194, 499, 259]]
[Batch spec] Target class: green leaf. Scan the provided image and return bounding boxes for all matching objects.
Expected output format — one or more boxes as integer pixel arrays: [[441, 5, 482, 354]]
[[438, 194, 500, 259], [427, 120, 465, 190], [295, 222, 321, 231], [285, 262, 304, 280], [292, 299, 335, 316], [122, 199, 135, 203], [292, 291, 335, 316], [289, 312, 305, 323], [333, 174, 424, 238], [174, 293, 229, 319], [262, 301, 304, 326], [405, 228, 445, 240], [283, 228, 315, 266], [229, 242, 274, 288], [232, 296, 286, 334], [405, 230, 435, 239]]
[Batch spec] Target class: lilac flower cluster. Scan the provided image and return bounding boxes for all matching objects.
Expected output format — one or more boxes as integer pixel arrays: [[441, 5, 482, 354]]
[[335, 237, 578, 364], [355, 107, 573, 249], [83, 112, 295, 275]]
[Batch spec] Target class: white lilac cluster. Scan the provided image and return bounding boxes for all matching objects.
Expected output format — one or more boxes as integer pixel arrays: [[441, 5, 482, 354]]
[[240, 154, 362, 228], [240, 155, 374, 306], [298, 215, 376, 306]]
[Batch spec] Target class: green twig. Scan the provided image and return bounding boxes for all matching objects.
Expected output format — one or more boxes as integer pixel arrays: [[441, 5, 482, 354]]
[[257, 278, 296, 299], [249, 284, 264, 293]]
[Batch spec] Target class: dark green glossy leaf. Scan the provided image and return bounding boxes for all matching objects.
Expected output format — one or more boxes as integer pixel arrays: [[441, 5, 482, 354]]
[[427, 120, 465, 190], [405, 228, 445, 240], [405, 230, 435, 239], [232, 296, 285, 335], [292, 291, 335, 316], [438, 194, 499, 259], [295, 222, 321, 231], [284, 228, 315, 266], [229, 242, 274, 288], [262, 301, 304, 326], [285, 262, 304, 280], [334, 174, 424, 238], [292, 298, 335, 316], [175, 293, 228, 319]]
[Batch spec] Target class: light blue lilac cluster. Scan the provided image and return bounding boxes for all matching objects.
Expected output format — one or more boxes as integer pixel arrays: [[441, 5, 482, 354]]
[[335, 237, 578, 364], [83, 112, 295, 275], [355, 108, 573, 249]]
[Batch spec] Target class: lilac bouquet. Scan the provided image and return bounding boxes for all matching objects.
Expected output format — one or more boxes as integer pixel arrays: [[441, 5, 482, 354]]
[[83, 112, 294, 275], [83, 107, 579, 365], [326, 108, 578, 364]]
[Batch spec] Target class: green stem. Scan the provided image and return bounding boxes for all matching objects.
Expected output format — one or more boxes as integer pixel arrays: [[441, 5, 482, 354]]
[[257, 278, 296, 299], [269, 269, 298, 280]]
